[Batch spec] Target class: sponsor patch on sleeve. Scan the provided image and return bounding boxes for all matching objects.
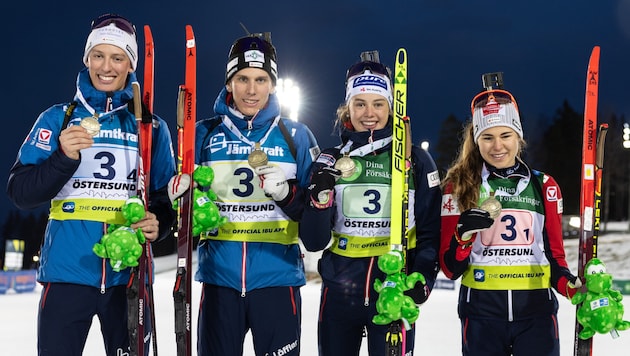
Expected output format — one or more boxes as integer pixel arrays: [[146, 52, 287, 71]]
[[309, 146, 321, 163], [546, 186, 558, 202], [37, 128, 52, 144], [34, 128, 53, 151], [316, 153, 336, 166], [441, 194, 460, 216], [427, 170, 440, 188]]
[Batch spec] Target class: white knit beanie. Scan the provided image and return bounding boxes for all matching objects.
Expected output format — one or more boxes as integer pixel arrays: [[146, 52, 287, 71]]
[[472, 99, 523, 141], [83, 23, 138, 71]]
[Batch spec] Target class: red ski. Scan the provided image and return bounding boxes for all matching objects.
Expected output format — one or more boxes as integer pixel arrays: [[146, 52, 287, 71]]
[[142, 24, 158, 356], [128, 25, 157, 356], [574, 45, 601, 356], [173, 24, 196, 356], [141, 24, 154, 187]]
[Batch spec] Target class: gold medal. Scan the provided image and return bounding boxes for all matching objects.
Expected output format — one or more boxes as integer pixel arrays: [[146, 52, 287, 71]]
[[248, 142, 269, 168], [334, 154, 356, 178], [80, 117, 100, 136], [480, 193, 502, 219]]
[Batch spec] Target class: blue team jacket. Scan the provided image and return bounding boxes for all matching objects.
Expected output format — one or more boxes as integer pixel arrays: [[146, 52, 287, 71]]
[[7, 68, 176, 289], [194, 88, 320, 293]]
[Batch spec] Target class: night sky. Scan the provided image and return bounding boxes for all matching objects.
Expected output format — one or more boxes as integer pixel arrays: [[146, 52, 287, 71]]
[[3, 0, 630, 223]]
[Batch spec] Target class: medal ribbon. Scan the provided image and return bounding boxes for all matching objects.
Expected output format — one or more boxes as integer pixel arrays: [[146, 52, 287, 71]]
[[222, 115, 280, 149], [480, 163, 530, 201], [338, 136, 392, 157], [75, 88, 128, 121]]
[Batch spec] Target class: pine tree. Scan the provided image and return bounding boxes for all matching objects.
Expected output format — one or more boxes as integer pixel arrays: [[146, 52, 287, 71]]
[[434, 114, 464, 178], [531, 101, 582, 215]]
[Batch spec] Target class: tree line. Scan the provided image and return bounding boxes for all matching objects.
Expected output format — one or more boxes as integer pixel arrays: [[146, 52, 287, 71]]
[[2, 99, 629, 270]]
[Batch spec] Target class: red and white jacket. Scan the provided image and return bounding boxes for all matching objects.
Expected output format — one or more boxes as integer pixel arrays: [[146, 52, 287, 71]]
[[439, 162, 577, 321]]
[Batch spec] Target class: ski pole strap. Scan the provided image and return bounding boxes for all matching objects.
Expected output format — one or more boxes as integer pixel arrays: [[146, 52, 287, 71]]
[[277, 118, 297, 160], [58, 100, 78, 143]]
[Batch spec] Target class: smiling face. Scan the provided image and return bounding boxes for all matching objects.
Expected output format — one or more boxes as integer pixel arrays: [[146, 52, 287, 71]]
[[86, 44, 133, 92], [476, 126, 520, 168], [226, 67, 274, 117], [348, 93, 391, 132]]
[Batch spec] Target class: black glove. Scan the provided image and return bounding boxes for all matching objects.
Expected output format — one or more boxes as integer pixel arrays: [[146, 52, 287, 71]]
[[405, 281, 430, 305], [456, 208, 494, 246], [308, 166, 341, 209]]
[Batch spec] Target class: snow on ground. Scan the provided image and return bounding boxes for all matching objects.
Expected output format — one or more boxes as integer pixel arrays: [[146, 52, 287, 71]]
[[2, 223, 630, 355]]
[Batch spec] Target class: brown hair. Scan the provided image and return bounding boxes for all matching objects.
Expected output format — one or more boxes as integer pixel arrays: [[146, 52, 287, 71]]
[[442, 121, 484, 211]]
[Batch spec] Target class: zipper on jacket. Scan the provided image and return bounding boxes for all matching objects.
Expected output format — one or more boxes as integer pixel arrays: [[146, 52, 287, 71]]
[[507, 290, 513, 321], [100, 222, 107, 294], [100, 258, 106, 294], [368, 130, 375, 155], [245, 110, 260, 131], [364, 257, 375, 306], [241, 241, 247, 297], [106, 92, 113, 112]]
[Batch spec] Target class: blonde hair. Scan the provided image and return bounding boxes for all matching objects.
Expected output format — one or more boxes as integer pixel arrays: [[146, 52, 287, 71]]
[[334, 103, 351, 133]]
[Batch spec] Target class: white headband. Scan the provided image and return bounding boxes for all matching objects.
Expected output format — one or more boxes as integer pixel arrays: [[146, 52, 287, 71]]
[[345, 72, 393, 107]]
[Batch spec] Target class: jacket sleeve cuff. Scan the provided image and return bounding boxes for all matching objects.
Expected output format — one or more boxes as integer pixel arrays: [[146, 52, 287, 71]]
[[558, 276, 579, 299], [274, 181, 296, 207], [454, 247, 471, 261], [453, 233, 472, 261]]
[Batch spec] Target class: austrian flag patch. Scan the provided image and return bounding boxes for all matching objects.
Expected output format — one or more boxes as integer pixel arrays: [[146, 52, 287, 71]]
[[546, 186, 558, 202]]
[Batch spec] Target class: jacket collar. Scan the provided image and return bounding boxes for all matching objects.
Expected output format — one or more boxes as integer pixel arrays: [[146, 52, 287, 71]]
[[485, 158, 530, 180], [340, 123, 393, 155], [74, 68, 136, 113], [213, 87, 281, 130]]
